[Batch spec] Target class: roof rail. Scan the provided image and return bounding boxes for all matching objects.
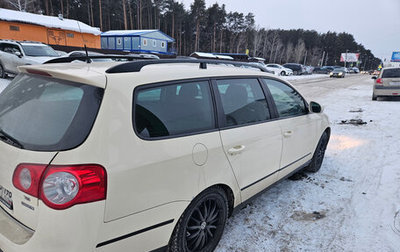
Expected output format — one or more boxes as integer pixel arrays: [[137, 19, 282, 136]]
[[105, 59, 273, 74], [44, 55, 155, 64]]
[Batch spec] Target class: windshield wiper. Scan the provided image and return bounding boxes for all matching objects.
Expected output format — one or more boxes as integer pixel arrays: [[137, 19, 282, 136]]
[[0, 129, 24, 149]]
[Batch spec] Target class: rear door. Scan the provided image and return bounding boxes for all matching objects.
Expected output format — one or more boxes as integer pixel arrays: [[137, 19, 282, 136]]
[[214, 78, 282, 201], [261, 78, 318, 179]]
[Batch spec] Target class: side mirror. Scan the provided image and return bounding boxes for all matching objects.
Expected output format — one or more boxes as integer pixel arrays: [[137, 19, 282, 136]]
[[310, 101, 322, 113], [14, 51, 22, 58], [371, 76, 377, 79]]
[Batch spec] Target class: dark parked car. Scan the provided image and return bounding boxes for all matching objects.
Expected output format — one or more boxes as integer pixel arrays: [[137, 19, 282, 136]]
[[313, 67, 331, 74], [283, 63, 306, 75]]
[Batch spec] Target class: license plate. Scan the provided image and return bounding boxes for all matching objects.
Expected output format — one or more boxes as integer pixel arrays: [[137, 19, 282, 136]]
[[389, 82, 400, 86], [0, 185, 13, 210]]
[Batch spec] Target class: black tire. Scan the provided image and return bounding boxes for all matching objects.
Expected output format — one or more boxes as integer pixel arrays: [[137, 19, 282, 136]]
[[306, 132, 329, 173], [169, 187, 228, 252], [0, 64, 5, 79], [280, 71, 286, 76], [372, 94, 377, 101]]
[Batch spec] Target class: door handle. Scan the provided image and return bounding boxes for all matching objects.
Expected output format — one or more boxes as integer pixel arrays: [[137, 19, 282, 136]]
[[228, 145, 246, 155], [283, 130, 293, 137]]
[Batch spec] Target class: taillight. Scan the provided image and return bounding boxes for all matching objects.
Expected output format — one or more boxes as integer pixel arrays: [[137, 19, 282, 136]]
[[376, 78, 383, 84], [13, 164, 107, 210], [13, 164, 47, 197]]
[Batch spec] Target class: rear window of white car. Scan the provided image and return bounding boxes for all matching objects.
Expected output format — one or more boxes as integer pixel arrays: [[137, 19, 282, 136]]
[[0, 74, 104, 151], [382, 68, 400, 78]]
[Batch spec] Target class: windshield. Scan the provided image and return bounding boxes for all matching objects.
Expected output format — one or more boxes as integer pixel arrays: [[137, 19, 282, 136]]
[[21, 45, 59, 57], [0, 74, 104, 151]]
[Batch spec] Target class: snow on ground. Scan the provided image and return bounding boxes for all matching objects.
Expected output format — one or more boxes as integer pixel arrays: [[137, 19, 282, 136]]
[[217, 75, 400, 251], [282, 73, 329, 81]]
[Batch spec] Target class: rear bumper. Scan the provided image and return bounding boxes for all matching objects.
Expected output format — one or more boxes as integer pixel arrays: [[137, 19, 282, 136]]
[[0, 201, 105, 252], [374, 85, 400, 96]]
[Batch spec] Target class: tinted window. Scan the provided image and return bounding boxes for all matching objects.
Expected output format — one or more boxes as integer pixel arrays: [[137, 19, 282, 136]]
[[262, 78, 307, 117], [0, 74, 103, 151], [135, 81, 214, 138], [216, 79, 270, 127], [382, 68, 400, 78]]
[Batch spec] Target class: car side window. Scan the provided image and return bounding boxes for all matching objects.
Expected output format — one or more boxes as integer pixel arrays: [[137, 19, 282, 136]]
[[134, 81, 215, 138], [3, 44, 21, 55], [262, 78, 308, 117], [216, 78, 271, 127]]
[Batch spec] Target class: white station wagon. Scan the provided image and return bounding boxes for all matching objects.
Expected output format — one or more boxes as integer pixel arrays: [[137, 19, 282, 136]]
[[0, 59, 330, 252]]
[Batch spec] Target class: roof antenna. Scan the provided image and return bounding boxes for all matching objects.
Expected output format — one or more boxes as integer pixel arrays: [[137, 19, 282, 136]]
[[76, 21, 91, 63]]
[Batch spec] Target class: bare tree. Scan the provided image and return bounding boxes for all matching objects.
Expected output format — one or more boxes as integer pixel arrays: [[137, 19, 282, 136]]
[[5, 0, 35, 11], [252, 26, 264, 57], [293, 39, 306, 63], [284, 42, 293, 63], [99, 0, 103, 31], [122, 0, 128, 29]]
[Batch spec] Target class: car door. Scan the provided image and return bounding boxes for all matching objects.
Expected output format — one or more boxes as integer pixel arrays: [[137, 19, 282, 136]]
[[261, 78, 318, 179], [214, 78, 282, 201]]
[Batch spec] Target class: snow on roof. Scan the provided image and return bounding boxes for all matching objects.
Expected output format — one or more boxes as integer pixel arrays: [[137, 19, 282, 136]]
[[101, 30, 174, 42], [190, 52, 234, 60], [0, 8, 101, 35]]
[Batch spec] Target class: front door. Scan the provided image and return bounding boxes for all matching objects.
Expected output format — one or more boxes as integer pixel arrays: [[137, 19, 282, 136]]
[[261, 78, 318, 179], [214, 78, 282, 201]]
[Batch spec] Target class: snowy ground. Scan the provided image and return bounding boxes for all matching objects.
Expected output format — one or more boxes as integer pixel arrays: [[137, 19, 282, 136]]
[[282, 73, 329, 81], [217, 75, 400, 251]]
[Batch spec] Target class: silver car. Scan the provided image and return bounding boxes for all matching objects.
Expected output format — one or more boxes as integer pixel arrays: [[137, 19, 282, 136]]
[[0, 40, 59, 78], [372, 67, 400, 100]]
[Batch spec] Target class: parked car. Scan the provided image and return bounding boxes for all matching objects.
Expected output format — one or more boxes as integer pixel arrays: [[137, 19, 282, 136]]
[[349, 67, 360, 73], [372, 67, 400, 100], [304, 66, 314, 75], [313, 67, 332, 74], [283, 63, 306, 75], [0, 59, 330, 252], [330, 67, 346, 78], [265, 63, 293, 76], [0, 40, 59, 78]]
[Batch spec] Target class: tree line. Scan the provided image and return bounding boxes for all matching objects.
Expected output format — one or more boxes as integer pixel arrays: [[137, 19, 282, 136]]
[[1, 0, 381, 69]]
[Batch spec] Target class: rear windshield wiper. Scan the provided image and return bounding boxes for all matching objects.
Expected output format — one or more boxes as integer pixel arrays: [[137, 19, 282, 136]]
[[0, 129, 24, 149]]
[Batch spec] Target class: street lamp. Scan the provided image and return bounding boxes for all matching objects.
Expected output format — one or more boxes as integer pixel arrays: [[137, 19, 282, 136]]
[[344, 49, 349, 68]]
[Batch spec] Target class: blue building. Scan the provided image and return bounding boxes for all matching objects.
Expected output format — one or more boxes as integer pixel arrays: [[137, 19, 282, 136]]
[[101, 29, 175, 55]]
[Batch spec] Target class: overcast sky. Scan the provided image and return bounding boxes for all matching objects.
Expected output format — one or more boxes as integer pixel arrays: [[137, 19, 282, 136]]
[[180, 0, 400, 61]]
